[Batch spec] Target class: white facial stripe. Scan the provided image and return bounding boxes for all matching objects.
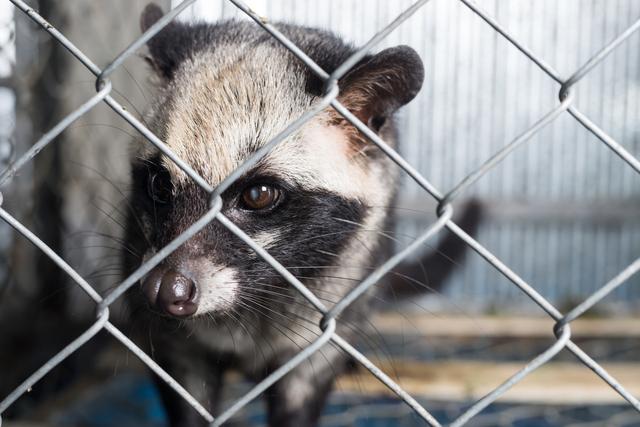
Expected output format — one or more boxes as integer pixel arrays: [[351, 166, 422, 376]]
[[265, 119, 370, 199], [252, 230, 281, 249], [195, 264, 239, 314]]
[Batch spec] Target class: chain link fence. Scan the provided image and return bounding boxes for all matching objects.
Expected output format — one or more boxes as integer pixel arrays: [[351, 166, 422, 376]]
[[0, 0, 14, 298], [0, 0, 639, 425]]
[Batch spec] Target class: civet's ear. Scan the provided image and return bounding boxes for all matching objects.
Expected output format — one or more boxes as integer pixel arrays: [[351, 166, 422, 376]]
[[140, 3, 191, 80], [338, 46, 424, 132]]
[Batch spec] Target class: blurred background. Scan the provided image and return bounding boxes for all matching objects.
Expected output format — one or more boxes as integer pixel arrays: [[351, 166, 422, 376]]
[[0, 0, 639, 426]]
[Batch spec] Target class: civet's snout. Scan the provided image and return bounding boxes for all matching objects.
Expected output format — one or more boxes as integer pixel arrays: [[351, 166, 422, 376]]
[[142, 266, 199, 317]]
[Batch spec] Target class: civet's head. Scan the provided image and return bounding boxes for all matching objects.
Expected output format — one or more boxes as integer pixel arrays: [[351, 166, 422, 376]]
[[131, 4, 424, 319]]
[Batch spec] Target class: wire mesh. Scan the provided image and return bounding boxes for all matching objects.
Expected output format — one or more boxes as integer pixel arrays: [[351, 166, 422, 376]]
[[1, 0, 639, 426]]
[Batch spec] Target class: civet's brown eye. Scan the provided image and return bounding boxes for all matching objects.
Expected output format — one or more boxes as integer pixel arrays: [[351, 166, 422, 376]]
[[241, 185, 281, 211]]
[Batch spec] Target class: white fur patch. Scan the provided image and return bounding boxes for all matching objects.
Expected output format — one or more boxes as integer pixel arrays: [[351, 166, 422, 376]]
[[251, 230, 281, 249], [285, 374, 316, 409], [195, 264, 239, 314], [263, 120, 370, 199]]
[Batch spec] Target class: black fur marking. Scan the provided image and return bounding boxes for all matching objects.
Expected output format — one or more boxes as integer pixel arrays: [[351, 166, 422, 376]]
[[131, 156, 173, 232], [130, 159, 367, 291]]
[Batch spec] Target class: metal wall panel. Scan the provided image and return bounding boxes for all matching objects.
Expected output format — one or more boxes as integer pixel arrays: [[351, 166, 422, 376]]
[[174, 0, 640, 312]]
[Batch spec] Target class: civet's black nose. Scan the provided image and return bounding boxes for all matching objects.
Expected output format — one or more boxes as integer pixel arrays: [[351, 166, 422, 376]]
[[142, 268, 198, 317]]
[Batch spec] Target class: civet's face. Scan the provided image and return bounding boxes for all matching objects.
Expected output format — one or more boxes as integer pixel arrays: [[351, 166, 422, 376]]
[[130, 5, 424, 319]]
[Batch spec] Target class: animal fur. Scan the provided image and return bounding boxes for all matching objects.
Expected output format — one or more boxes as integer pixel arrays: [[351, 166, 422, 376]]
[[124, 4, 481, 426]]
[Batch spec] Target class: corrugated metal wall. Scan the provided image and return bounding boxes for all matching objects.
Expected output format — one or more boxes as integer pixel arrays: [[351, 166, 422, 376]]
[[176, 0, 640, 313]]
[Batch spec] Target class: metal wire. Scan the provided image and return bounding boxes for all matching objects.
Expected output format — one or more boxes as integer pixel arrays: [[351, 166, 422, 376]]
[[1, 0, 639, 426]]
